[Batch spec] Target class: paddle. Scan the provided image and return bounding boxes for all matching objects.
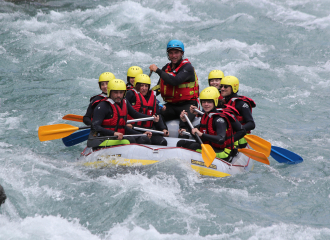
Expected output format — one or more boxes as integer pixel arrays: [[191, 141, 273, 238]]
[[38, 124, 90, 142], [62, 114, 83, 122], [61, 116, 156, 146], [40, 116, 156, 142], [270, 146, 303, 164], [244, 135, 303, 164], [62, 114, 154, 124], [244, 135, 271, 157], [183, 114, 216, 168], [62, 129, 90, 147], [237, 148, 270, 165]]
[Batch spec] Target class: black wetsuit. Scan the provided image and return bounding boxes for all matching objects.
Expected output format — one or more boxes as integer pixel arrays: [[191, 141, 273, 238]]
[[83, 93, 107, 126], [126, 90, 167, 146], [90, 100, 152, 146], [224, 93, 255, 132], [154, 59, 198, 136]]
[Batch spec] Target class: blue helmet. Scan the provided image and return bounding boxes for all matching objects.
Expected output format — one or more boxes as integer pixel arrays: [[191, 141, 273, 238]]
[[167, 40, 184, 52]]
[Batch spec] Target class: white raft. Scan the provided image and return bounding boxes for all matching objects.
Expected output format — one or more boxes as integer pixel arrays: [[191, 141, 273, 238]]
[[78, 119, 254, 177]]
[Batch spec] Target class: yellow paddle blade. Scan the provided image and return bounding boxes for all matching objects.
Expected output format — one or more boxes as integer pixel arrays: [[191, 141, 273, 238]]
[[201, 144, 216, 168], [238, 148, 270, 165], [62, 114, 84, 122], [38, 124, 80, 142], [244, 135, 271, 157]]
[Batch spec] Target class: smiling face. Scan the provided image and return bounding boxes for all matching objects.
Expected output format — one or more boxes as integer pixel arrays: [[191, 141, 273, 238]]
[[209, 79, 221, 89], [220, 84, 232, 97], [137, 83, 149, 96], [201, 100, 215, 113], [100, 81, 108, 93], [167, 49, 183, 65], [129, 77, 135, 86]]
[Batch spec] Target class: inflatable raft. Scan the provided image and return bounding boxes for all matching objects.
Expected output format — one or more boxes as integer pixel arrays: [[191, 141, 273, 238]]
[[78, 119, 254, 178]]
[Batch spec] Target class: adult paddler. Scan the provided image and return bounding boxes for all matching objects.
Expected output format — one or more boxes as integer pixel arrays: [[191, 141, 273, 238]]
[[83, 72, 115, 126], [149, 40, 199, 138], [88, 79, 160, 147], [220, 76, 256, 148], [125, 74, 168, 146]]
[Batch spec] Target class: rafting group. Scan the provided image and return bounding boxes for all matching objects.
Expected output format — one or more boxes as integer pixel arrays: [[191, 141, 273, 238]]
[[81, 39, 256, 163]]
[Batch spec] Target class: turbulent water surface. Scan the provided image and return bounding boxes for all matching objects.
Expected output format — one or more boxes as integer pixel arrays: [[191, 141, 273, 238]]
[[1, 0, 330, 239]]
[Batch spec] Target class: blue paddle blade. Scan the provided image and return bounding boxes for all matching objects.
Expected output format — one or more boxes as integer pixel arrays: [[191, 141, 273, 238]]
[[270, 146, 303, 164], [62, 129, 90, 147]]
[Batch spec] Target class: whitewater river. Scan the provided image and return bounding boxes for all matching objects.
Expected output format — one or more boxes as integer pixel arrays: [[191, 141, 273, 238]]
[[1, 0, 330, 239]]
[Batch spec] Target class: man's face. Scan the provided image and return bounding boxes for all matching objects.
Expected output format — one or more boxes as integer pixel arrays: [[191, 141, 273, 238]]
[[168, 49, 183, 64], [110, 90, 125, 103]]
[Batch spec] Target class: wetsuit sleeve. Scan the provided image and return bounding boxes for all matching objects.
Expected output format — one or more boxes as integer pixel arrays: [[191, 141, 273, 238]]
[[155, 63, 195, 86], [127, 101, 151, 119], [91, 101, 116, 136], [125, 90, 136, 105], [230, 116, 246, 142], [235, 100, 255, 132], [200, 116, 227, 145], [83, 102, 93, 126], [83, 95, 102, 126], [153, 113, 167, 130]]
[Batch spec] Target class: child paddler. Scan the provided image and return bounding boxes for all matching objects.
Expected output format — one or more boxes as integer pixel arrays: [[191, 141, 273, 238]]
[[88, 79, 159, 148], [83, 72, 115, 126], [125, 74, 168, 146], [126, 66, 143, 91], [208, 70, 224, 107], [177, 87, 246, 162], [220, 76, 256, 148]]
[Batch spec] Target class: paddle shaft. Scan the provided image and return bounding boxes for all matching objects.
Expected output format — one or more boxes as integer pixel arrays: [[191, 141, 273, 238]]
[[127, 117, 154, 123], [184, 114, 202, 145], [62, 114, 154, 124]]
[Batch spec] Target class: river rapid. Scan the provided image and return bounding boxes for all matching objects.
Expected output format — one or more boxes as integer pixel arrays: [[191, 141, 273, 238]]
[[1, 0, 330, 239]]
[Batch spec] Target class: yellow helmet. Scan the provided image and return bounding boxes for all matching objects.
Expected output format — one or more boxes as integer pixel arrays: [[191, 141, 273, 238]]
[[98, 72, 116, 83], [127, 66, 143, 78], [221, 76, 239, 93], [107, 79, 127, 97], [199, 87, 219, 107], [208, 70, 224, 80], [134, 74, 151, 87]]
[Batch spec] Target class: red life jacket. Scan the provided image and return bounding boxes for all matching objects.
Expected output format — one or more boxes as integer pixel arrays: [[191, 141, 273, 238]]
[[217, 104, 240, 116], [89, 93, 107, 103], [127, 90, 156, 128], [92, 98, 127, 134], [199, 111, 235, 150], [226, 96, 256, 133], [160, 58, 199, 103], [126, 83, 134, 91]]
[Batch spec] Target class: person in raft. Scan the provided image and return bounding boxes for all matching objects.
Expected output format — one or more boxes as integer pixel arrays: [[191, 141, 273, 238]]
[[220, 76, 256, 148], [176, 87, 246, 162], [125, 73, 169, 146], [83, 72, 116, 126], [87, 79, 160, 148], [208, 69, 224, 106], [126, 66, 143, 91], [149, 39, 199, 138]]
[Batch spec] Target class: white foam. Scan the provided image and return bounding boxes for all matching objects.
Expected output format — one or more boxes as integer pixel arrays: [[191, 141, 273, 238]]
[[0, 215, 100, 240]]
